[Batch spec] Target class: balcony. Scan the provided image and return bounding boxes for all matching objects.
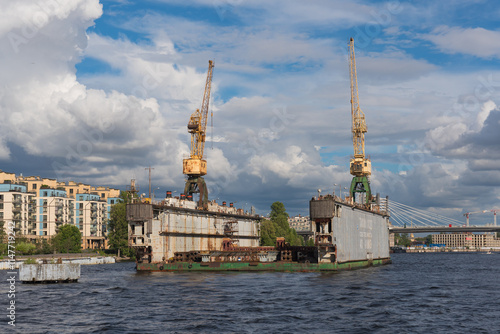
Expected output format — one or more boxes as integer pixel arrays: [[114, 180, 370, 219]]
[[12, 204, 22, 213]]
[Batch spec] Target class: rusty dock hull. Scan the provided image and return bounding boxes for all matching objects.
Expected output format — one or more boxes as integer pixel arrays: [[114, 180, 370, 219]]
[[136, 258, 392, 272]]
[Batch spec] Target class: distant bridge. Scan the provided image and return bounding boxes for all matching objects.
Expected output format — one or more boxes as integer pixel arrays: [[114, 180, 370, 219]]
[[389, 226, 500, 233], [297, 199, 499, 235], [386, 199, 499, 234]]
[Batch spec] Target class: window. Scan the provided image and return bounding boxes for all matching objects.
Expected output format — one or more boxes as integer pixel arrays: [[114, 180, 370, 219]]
[[70, 189, 74, 194], [32, 184, 37, 190], [110, 200, 114, 204], [43, 215, 47, 222], [101, 193, 105, 198]]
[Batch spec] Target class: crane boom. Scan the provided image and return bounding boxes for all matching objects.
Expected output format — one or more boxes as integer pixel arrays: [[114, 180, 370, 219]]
[[349, 38, 367, 159], [187, 60, 214, 162], [183, 60, 214, 209], [348, 38, 372, 204]]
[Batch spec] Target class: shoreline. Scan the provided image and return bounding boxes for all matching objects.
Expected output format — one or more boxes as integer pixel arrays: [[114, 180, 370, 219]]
[[394, 248, 498, 253], [0, 253, 130, 270]]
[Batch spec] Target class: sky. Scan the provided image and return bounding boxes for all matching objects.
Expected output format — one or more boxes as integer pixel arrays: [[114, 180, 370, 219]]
[[0, 0, 499, 223]]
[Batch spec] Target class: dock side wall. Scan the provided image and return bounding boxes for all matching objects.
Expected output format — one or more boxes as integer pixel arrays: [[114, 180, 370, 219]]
[[333, 205, 390, 263], [129, 205, 260, 263]]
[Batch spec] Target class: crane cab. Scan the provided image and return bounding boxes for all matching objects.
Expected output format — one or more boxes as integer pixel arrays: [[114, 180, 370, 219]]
[[183, 158, 207, 176]]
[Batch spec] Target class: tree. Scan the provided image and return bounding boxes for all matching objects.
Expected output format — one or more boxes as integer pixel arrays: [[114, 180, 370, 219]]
[[394, 233, 411, 247], [16, 242, 36, 255], [260, 202, 304, 246], [107, 195, 132, 257], [0, 220, 6, 243], [52, 224, 82, 253], [260, 219, 276, 246]]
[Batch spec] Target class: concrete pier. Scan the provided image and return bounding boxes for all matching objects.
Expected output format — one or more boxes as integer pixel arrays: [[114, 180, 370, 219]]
[[19, 264, 81, 283], [0, 256, 116, 270]]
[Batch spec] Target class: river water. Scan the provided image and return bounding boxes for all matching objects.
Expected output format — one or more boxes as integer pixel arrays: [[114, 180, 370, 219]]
[[1, 253, 500, 333]]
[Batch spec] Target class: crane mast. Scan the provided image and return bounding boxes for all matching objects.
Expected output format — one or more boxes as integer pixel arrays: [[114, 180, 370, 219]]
[[348, 38, 372, 204], [183, 60, 214, 209]]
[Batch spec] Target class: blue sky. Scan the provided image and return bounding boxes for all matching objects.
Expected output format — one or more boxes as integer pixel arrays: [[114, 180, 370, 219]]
[[1, 0, 500, 224]]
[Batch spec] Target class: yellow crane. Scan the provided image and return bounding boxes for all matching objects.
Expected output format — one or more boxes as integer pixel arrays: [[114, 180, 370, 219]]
[[183, 60, 214, 209], [348, 38, 372, 204]]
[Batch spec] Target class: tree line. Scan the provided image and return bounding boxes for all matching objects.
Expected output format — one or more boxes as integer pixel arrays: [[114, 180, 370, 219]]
[[260, 201, 312, 247]]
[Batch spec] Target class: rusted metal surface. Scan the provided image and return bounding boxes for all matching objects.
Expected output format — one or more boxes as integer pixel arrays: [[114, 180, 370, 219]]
[[136, 257, 392, 272], [126, 203, 153, 221], [310, 197, 337, 219], [309, 197, 390, 263], [129, 204, 261, 264], [330, 201, 389, 263]]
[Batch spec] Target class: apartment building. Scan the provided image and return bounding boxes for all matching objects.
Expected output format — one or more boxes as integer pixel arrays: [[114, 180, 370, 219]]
[[36, 188, 74, 238], [288, 215, 311, 232], [0, 170, 121, 249], [75, 193, 107, 249], [0, 183, 36, 237]]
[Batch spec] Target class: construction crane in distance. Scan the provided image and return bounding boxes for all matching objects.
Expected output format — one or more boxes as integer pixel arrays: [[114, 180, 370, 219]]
[[183, 60, 214, 210], [348, 37, 372, 205], [463, 210, 487, 226], [491, 209, 498, 226]]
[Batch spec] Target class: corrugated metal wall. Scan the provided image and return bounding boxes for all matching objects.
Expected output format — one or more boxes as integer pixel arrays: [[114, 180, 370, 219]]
[[333, 205, 390, 263], [148, 210, 260, 262]]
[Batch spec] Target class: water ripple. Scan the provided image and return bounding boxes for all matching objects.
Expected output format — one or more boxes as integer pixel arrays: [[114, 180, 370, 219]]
[[1, 254, 500, 333]]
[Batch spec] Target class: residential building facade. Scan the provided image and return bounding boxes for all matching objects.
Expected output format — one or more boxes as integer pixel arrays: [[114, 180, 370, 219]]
[[0, 183, 36, 237], [432, 233, 500, 248], [288, 215, 311, 232], [0, 170, 121, 249]]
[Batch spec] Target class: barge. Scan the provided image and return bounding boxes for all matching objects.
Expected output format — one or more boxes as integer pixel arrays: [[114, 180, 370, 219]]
[[128, 193, 391, 272]]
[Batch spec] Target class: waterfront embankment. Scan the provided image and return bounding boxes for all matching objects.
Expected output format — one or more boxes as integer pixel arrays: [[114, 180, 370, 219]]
[[0, 253, 118, 270], [403, 248, 499, 253]]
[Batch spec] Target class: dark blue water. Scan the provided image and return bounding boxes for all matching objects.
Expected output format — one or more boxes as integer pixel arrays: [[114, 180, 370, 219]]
[[1, 253, 500, 333]]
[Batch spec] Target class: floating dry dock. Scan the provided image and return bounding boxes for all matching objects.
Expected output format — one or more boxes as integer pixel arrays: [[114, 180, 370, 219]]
[[128, 194, 391, 272]]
